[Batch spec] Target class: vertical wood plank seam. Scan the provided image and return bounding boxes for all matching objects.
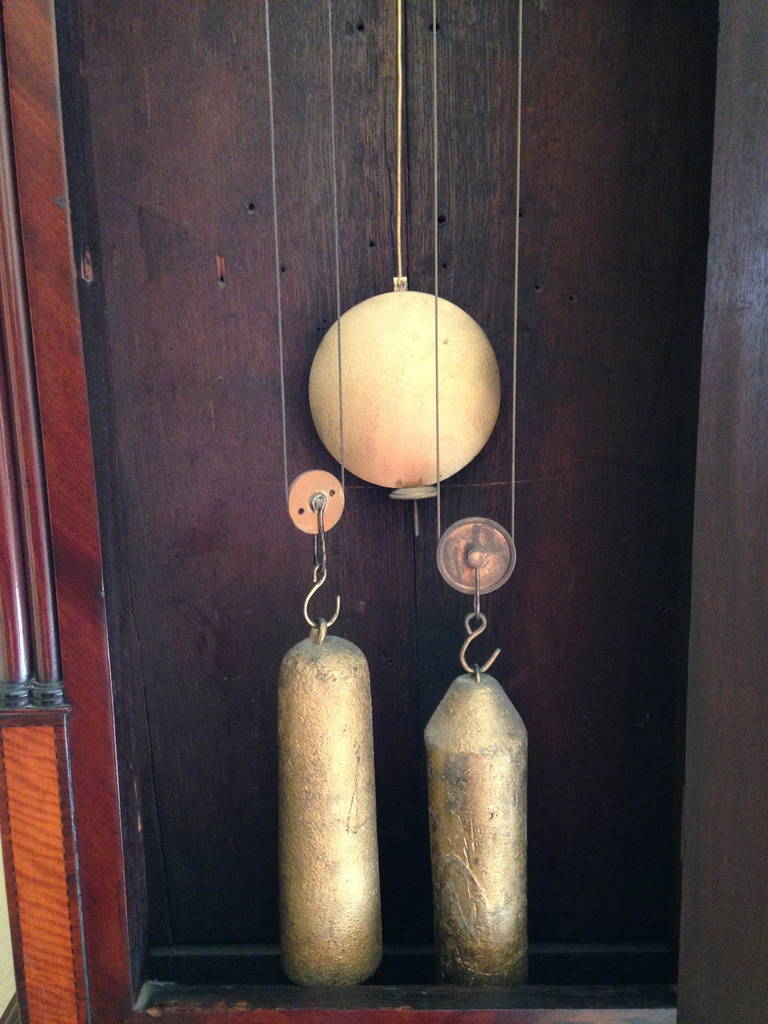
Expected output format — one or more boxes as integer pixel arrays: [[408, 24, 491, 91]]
[[55, 720, 90, 1023]]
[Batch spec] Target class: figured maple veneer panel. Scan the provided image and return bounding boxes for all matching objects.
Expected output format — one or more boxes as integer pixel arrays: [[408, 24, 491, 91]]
[[1, 725, 85, 1024]]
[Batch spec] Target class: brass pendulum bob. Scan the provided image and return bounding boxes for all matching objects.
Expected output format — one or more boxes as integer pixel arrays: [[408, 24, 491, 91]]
[[427, 522, 527, 985], [278, 476, 382, 986]]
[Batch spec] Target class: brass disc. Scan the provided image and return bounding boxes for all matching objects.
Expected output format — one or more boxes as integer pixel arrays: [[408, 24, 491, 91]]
[[389, 485, 438, 500], [288, 470, 344, 534], [308, 291, 500, 489], [436, 518, 516, 595]]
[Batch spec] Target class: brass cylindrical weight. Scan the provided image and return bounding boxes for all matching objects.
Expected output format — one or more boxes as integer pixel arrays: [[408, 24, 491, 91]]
[[278, 629, 382, 986], [425, 672, 528, 985]]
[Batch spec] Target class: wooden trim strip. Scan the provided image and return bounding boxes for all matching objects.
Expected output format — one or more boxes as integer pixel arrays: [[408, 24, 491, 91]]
[[0, 705, 69, 729], [1, 0, 133, 1017], [129, 1014, 675, 1024], [0, 11, 60, 699], [129, 984, 676, 1023], [0, 723, 87, 1024]]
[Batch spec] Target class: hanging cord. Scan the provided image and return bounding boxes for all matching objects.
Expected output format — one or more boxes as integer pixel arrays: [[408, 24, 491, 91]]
[[327, 0, 346, 489], [264, 0, 290, 503], [510, 0, 523, 545], [432, 0, 441, 542], [394, 0, 407, 290]]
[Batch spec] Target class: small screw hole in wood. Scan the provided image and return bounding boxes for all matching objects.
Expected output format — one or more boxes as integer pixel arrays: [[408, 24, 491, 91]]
[[329, 490, 336, 496], [247, 202, 256, 214], [437, 214, 446, 224], [298, 508, 305, 515]]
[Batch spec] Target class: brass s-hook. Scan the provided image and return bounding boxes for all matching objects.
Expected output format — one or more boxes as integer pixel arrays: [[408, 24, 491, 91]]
[[459, 567, 501, 681], [303, 569, 341, 642], [460, 611, 501, 682], [303, 492, 341, 641]]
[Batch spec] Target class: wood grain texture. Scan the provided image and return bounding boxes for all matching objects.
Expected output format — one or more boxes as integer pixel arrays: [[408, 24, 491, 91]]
[[61, 0, 716, 956], [0, 32, 59, 695], [131, 982, 675, 1022], [0, 723, 86, 1024], [678, 1, 768, 1021], [2, 0, 134, 1015]]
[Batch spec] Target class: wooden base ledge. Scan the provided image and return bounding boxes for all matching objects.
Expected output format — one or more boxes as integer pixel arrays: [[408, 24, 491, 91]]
[[132, 983, 676, 1022]]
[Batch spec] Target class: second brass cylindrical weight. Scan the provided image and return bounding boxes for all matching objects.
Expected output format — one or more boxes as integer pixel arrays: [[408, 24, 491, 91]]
[[278, 630, 382, 986], [425, 672, 528, 985]]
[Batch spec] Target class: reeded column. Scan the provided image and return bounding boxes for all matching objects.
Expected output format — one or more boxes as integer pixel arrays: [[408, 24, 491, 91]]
[[0, 40, 61, 709]]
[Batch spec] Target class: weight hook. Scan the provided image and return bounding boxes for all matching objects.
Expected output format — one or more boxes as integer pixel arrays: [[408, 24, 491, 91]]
[[459, 610, 501, 679]]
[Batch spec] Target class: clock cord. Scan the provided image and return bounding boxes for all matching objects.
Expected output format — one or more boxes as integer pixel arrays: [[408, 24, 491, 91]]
[[264, 0, 289, 503], [510, 0, 523, 547], [327, 0, 346, 490], [265, 0, 347, 502], [432, 0, 442, 543]]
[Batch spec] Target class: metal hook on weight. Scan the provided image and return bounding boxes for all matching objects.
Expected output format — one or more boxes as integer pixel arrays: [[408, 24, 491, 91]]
[[303, 572, 341, 640], [459, 569, 500, 681], [303, 492, 341, 639], [459, 610, 501, 682]]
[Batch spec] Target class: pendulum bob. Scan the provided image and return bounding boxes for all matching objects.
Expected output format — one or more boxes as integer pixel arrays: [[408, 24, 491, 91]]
[[278, 629, 382, 986], [425, 671, 528, 985], [308, 291, 500, 489]]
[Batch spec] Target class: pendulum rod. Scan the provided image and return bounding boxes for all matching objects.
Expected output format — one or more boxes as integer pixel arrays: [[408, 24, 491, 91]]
[[264, 0, 290, 503], [326, 0, 346, 489], [394, 0, 407, 291], [432, 0, 442, 543], [510, 0, 523, 547]]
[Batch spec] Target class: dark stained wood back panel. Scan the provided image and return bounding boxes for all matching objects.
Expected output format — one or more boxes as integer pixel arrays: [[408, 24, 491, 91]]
[[62, 0, 716, 951], [678, 0, 768, 1020]]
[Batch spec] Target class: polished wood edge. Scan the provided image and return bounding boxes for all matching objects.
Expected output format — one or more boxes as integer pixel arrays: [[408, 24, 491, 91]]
[[0, 705, 70, 727], [678, 0, 768, 1019], [54, 720, 90, 1022], [0, 995, 20, 1024], [0, 12, 60, 690], [128, 982, 676, 1022], [1, 0, 133, 1016], [0, 721, 88, 1023], [128, 1013, 675, 1024]]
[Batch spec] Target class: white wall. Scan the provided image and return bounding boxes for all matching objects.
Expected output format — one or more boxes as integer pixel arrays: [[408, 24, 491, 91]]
[[0, 845, 15, 1011]]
